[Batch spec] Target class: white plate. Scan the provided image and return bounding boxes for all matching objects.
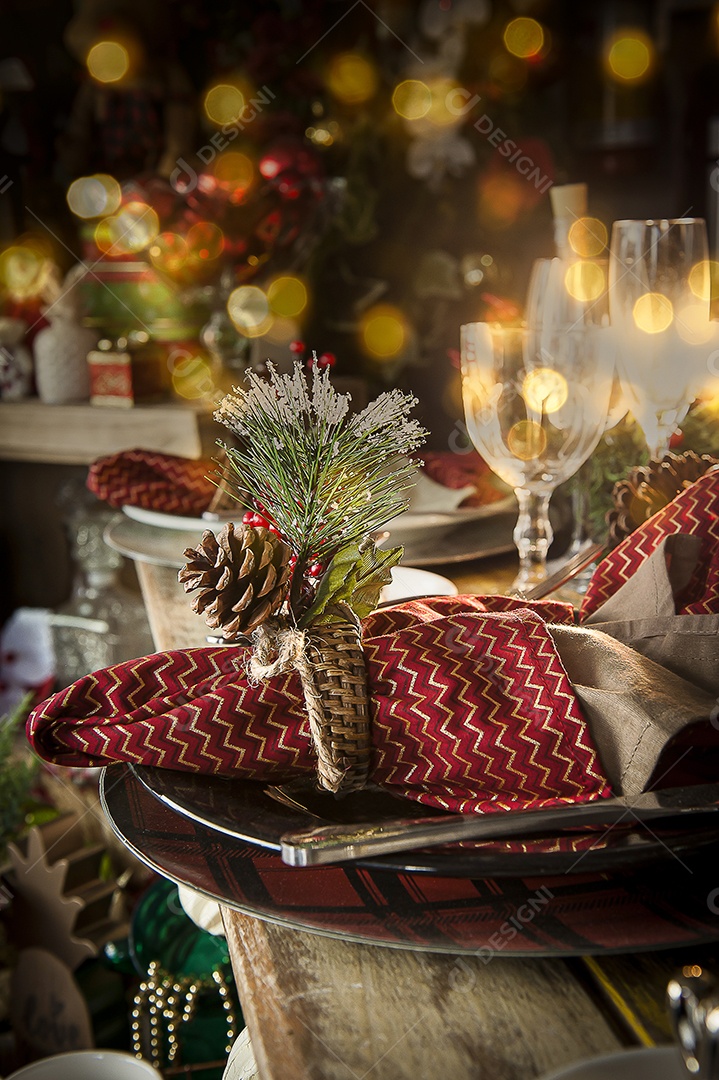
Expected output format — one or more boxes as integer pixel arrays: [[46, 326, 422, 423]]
[[539, 1047, 685, 1080], [379, 566, 458, 605], [105, 514, 517, 570], [7, 1049, 159, 1079], [109, 520, 457, 601], [123, 504, 235, 531], [122, 497, 516, 538]]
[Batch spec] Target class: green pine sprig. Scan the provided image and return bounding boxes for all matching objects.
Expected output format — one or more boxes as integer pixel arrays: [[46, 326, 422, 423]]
[[214, 361, 426, 566], [214, 360, 426, 622]]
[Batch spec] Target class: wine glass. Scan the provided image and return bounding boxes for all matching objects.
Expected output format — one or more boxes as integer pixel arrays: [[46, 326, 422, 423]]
[[460, 322, 613, 595], [525, 256, 625, 586], [608, 217, 718, 456]]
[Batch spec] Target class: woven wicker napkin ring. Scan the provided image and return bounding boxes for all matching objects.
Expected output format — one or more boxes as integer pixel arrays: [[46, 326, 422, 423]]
[[299, 619, 371, 793]]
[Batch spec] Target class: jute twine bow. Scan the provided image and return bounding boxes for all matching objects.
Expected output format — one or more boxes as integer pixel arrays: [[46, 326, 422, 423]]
[[248, 621, 347, 791]]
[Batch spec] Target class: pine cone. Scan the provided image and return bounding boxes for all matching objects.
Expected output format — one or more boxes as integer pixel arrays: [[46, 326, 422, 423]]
[[179, 523, 293, 638], [607, 450, 718, 547]]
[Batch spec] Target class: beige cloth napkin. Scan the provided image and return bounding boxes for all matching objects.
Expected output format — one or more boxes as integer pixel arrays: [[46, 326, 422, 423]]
[[550, 535, 719, 796]]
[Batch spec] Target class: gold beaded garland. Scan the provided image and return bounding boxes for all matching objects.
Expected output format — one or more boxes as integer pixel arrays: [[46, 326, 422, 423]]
[[131, 960, 237, 1067]]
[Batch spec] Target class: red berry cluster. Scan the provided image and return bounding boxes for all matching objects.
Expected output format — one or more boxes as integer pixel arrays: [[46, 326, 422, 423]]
[[241, 508, 282, 536], [289, 341, 337, 371], [242, 507, 326, 608]]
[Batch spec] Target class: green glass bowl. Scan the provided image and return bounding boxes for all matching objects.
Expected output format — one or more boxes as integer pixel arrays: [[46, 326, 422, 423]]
[[129, 878, 230, 979]]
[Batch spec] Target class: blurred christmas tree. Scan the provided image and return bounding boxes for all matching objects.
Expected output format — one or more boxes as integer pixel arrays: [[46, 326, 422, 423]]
[[50, 0, 576, 444]]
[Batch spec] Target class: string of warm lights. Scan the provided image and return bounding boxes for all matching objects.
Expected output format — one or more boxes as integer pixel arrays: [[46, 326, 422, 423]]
[[1, 8, 712, 391]]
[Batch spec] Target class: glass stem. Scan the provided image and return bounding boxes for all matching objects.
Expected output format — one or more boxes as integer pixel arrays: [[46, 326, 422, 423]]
[[513, 488, 553, 593]]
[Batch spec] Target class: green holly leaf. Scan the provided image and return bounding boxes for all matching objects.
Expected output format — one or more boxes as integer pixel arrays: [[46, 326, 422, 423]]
[[346, 544, 405, 621], [299, 540, 404, 627]]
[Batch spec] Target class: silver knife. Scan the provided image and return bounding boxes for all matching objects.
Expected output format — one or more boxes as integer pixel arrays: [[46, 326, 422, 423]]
[[280, 783, 719, 866]]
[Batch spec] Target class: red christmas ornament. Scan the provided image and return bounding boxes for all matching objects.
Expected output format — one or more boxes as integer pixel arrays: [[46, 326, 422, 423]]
[[318, 352, 336, 369], [289, 340, 306, 355], [259, 141, 322, 181], [276, 171, 303, 201], [259, 146, 296, 180]]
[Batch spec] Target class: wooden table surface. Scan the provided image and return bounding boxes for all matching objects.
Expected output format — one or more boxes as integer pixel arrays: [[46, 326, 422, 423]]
[[118, 543, 714, 1080]]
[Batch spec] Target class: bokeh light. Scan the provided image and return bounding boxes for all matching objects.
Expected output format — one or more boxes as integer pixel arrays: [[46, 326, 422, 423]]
[[392, 80, 432, 120], [86, 41, 129, 83], [187, 221, 224, 262], [0, 243, 52, 299], [605, 30, 655, 83], [688, 259, 719, 302], [267, 275, 308, 318], [522, 368, 569, 414], [360, 304, 407, 359], [113, 201, 160, 251], [326, 53, 377, 104], [214, 152, 254, 199], [422, 78, 463, 128], [94, 201, 159, 255], [204, 83, 245, 126], [171, 353, 217, 401], [507, 420, 547, 460], [67, 174, 121, 219], [503, 17, 545, 59], [568, 218, 608, 258], [462, 253, 495, 288], [564, 260, 606, 302], [149, 232, 188, 274], [633, 291, 673, 333], [227, 285, 272, 337], [306, 121, 340, 147]]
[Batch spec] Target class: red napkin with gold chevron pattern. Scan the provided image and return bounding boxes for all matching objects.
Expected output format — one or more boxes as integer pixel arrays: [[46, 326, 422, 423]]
[[28, 471, 719, 815], [87, 450, 216, 516], [581, 467, 719, 619], [29, 595, 615, 816]]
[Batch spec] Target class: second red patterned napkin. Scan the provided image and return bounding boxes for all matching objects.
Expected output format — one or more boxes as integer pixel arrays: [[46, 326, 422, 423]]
[[581, 466, 719, 620], [87, 449, 217, 516]]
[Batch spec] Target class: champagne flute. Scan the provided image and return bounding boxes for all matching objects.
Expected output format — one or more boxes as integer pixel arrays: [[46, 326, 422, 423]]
[[608, 217, 717, 457], [460, 323, 613, 595], [526, 256, 625, 427]]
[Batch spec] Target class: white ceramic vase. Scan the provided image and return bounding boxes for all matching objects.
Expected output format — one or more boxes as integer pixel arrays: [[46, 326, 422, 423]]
[[34, 315, 97, 404]]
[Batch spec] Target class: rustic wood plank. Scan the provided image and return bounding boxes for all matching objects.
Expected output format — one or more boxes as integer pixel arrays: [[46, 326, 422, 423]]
[[135, 562, 208, 650], [0, 400, 215, 464], [223, 910, 623, 1080]]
